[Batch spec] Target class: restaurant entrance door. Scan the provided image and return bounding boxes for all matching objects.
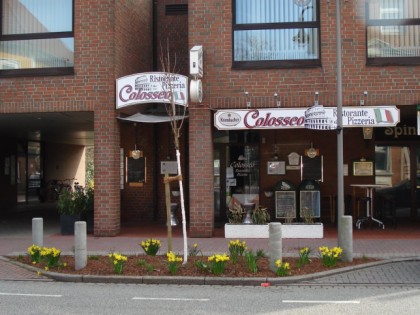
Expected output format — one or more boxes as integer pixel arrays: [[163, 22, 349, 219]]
[[213, 142, 260, 224]]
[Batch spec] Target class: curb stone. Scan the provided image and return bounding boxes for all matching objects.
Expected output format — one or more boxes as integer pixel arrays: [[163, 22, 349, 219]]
[[4, 255, 419, 286]]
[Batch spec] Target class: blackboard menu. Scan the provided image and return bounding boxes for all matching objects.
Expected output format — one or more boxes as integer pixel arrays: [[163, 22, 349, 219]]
[[127, 157, 146, 183], [275, 191, 296, 219], [301, 156, 323, 182]]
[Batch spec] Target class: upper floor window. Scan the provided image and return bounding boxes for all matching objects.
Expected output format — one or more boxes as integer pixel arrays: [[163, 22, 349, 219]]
[[232, 0, 320, 69], [366, 0, 420, 66], [0, 0, 74, 76]]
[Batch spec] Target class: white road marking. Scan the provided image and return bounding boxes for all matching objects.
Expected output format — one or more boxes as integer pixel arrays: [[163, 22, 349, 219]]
[[282, 300, 360, 304], [0, 292, 62, 298], [132, 297, 209, 302]]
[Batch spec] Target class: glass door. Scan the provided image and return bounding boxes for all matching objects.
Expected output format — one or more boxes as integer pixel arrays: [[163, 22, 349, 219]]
[[16, 141, 42, 203], [214, 144, 260, 223]]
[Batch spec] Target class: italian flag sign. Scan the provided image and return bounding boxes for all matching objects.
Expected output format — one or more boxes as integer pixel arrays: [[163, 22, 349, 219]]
[[374, 108, 394, 123]]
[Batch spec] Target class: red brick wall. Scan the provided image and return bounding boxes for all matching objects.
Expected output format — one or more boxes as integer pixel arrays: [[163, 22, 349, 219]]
[[188, 108, 214, 237], [188, 0, 419, 106], [156, 0, 189, 75]]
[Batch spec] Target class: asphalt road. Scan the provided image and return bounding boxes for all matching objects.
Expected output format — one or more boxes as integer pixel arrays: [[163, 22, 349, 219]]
[[1, 280, 420, 315]]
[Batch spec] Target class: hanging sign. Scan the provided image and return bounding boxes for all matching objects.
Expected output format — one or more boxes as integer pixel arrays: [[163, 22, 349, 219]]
[[214, 106, 400, 130], [116, 72, 188, 109]]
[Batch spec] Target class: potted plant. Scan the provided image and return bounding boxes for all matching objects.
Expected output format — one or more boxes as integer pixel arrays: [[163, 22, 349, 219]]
[[251, 206, 270, 224], [281, 207, 324, 239], [227, 202, 244, 224], [225, 205, 270, 239], [57, 188, 87, 235]]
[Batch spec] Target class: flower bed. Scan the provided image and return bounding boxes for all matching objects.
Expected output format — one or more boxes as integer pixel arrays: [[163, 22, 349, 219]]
[[14, 241, 377, 278], [14, 254, 376, 278]]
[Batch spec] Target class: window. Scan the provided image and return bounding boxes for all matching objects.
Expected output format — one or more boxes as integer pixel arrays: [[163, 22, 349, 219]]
[[0, 0, 74, 76], [375, 145, 391, 174], [366, 0, 420, 66], [232, 0, 320, 69]]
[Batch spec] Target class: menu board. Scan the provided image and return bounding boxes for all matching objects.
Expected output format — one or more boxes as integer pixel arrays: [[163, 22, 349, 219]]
[[275, 191, 296, 219], [301, 156, 323, 182], [127, 157, 146, 184], [300, 191, 321, 218]]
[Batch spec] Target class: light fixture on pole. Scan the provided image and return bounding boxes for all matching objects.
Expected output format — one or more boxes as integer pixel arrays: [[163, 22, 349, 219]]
[[132, 123, 141, 159], [245, 91, 251, 108], [314, 91, 319, 106], [360, 91, 372, 140], [274, 93, 281, 107]]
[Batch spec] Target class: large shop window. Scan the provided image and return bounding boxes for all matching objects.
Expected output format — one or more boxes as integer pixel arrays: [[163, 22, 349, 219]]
[[0, 0, 74, 76], [232, 0, 320, 69], [366, 0, 420, 66]]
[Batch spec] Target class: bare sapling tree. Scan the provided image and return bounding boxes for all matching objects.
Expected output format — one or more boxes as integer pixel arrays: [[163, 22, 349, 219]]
[[160, 45, 188, 263]]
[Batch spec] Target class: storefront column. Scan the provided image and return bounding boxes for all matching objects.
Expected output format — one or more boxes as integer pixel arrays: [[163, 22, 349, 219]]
[[94, 109, 121, 236], [189, 108, 214, 237]]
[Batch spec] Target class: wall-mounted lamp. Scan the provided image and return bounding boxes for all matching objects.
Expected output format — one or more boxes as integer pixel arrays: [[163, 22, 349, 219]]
[[360, 91, 368, 106], [314, 91, 319, 106], [132, 123, 141, 159], [273, 153, 279, 160], [360, 91, 372, 140], [244, 91, 251, 108], [274, 93, 281, 107], [363, 127, 373, 140]]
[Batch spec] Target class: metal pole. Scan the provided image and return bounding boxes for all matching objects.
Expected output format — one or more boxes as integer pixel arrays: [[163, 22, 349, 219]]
[[336, 0, 352, 260], [336, 0, 343, 220]]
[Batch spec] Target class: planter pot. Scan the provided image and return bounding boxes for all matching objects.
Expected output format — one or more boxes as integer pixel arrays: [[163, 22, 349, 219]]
[[281, 223, 324, 239], [224, 223, 324, 239], [224, 224, 269, 238], [60, 214, 81, 235]]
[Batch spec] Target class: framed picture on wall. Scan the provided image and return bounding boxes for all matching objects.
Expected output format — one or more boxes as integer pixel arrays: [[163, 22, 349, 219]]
[[352, 160, 374, 176], [267, 161, 286, 175]]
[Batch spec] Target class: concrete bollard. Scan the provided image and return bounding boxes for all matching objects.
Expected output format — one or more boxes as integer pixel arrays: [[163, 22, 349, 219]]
[[268, 222, 282, 273], [338, 215, 353, 262], [32, 218, 43, 247], [75, 221, 87, 270]]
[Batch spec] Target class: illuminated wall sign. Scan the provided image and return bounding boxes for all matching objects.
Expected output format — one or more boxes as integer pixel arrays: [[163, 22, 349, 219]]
[[215, 108, 306, 130], [116, 72, 188, 109], [214, 106, 399, 130]]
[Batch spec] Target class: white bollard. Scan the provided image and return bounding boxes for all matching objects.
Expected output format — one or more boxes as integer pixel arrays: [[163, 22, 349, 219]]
[[339, 215, 353, 262], [269, 222, 282, 273], [74, 221, 87, 270], [32, 218, 43, 247]]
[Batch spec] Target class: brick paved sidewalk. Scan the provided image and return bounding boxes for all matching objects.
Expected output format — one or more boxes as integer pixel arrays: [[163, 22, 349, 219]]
[[0, 257, 50, 281], [2, 216, 420, 284]]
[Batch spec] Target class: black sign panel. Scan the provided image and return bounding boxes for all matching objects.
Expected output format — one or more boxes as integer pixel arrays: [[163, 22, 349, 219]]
[[301, 156, 323, 182], [127, 157, 146, 183]]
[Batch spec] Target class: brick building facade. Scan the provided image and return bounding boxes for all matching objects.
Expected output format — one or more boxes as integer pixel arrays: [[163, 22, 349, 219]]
[[1, 0, 419, 237], [186, 0, 420, 236]]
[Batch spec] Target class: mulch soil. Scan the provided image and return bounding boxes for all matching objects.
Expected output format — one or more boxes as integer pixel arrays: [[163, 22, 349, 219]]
[[13, 254, 378, 278]]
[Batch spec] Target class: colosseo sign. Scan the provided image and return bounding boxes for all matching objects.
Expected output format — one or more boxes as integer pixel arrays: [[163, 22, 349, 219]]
[[214, 106, 400, 130], [116, 72, 188, 109]]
